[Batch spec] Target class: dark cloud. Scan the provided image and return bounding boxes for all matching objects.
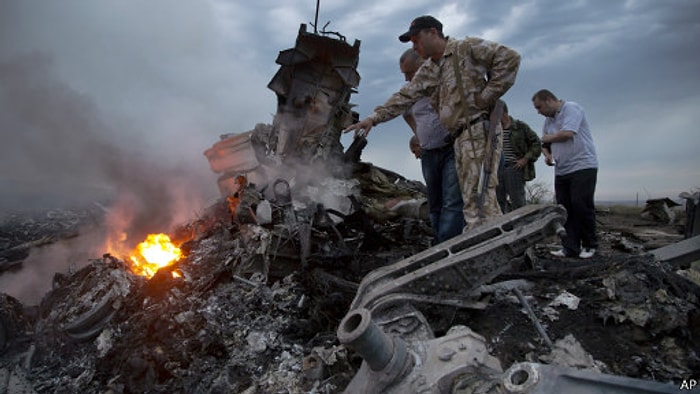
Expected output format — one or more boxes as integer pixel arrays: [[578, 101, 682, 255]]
[[338, 0, 700, 200], [1, 0, 697, 209]]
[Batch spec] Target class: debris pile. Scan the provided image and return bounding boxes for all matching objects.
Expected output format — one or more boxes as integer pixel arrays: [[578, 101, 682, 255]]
[[641, 198, 682, 225], [1, 183, 432, 393], [1, 198, 698, 393]]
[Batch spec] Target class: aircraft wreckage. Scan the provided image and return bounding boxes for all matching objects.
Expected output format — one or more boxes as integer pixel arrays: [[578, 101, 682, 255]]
[[1, 19, 699, 394]]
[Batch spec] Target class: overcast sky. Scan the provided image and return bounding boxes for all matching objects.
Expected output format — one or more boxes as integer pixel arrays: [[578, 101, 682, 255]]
[[1, 0, 699, 212]]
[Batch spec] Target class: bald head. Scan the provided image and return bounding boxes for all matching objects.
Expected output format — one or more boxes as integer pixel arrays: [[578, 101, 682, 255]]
[[400, 48, 422, 65], [400, 49, 423, 82]]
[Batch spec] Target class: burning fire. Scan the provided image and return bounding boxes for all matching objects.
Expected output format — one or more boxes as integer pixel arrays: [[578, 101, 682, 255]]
[[129, 233, 182, 278]]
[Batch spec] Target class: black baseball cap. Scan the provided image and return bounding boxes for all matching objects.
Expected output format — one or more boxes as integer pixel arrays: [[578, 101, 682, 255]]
[[398, 15, 443, 42]]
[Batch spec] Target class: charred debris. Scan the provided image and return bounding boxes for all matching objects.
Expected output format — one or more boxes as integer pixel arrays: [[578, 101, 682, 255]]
[[2, 22, 700, 394]]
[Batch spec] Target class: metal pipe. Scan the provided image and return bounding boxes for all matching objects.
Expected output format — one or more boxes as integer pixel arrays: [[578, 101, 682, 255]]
[[337, 308, 394, 371], [513, 288, 553, 348]]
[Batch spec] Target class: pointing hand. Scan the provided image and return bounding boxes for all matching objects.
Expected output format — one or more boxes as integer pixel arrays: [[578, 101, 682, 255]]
[[343, 117, 374, 138]]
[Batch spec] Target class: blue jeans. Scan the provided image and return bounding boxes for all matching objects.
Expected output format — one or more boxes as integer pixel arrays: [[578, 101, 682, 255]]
[[421, 145, 465, 244]]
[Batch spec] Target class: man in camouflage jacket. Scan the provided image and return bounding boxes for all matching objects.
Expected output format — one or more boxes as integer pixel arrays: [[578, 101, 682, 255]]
[[344, 15, 520, 230]]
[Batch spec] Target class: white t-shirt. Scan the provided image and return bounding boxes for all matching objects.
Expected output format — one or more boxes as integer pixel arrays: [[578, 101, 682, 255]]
[[542, 101, 598, 176]]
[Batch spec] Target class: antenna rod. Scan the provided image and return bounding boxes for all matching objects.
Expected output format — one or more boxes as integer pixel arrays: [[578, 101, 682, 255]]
[[314, 0, 320, 33]]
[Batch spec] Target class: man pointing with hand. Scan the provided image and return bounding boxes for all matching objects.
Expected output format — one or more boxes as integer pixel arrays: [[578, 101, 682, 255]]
[[344, 15, 521, 230]]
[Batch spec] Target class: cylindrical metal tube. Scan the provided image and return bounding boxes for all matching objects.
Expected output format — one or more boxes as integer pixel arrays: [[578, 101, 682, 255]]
[[513, 288, 553, 348], [337, 308, 394, 371]]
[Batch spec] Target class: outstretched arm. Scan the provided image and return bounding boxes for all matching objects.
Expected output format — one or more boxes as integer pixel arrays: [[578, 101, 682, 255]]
[[344, 71, 431, 138], [343, 117, 375, 138]]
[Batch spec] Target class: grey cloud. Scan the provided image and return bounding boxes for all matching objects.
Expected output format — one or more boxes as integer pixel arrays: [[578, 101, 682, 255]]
[[0, 1, 264, 237], [1, 0, 697, 211]]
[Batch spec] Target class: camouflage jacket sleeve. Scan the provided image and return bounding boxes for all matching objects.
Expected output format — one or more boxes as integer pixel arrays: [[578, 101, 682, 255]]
[[435, 38, 521, 131], [514, 119, 542, 161], [368, 62, 438, 125], [510, 118, 541, 181]]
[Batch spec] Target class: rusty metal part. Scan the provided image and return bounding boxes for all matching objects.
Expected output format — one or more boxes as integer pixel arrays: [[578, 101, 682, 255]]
[[204, 131, 259, 176], [226, 176, 262, 225], [302, 352, 325, 381]]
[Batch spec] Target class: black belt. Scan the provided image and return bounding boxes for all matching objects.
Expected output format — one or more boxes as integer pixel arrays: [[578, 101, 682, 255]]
[[469, 114, 489, 126], [445, 115, 489, 144]]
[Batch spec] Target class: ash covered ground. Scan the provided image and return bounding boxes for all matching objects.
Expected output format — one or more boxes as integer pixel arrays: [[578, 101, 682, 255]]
[[1, 180, 699, 394]]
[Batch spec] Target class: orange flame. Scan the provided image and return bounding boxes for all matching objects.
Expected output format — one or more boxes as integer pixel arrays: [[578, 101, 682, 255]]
[[129, 233, 182, 278]]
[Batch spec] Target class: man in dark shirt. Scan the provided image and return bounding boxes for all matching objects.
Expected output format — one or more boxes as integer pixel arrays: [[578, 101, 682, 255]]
[[496, 103, 541, 213]]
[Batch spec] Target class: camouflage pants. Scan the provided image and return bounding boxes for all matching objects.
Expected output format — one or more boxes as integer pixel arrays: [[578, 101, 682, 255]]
[[453, 121, 503, 229]]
